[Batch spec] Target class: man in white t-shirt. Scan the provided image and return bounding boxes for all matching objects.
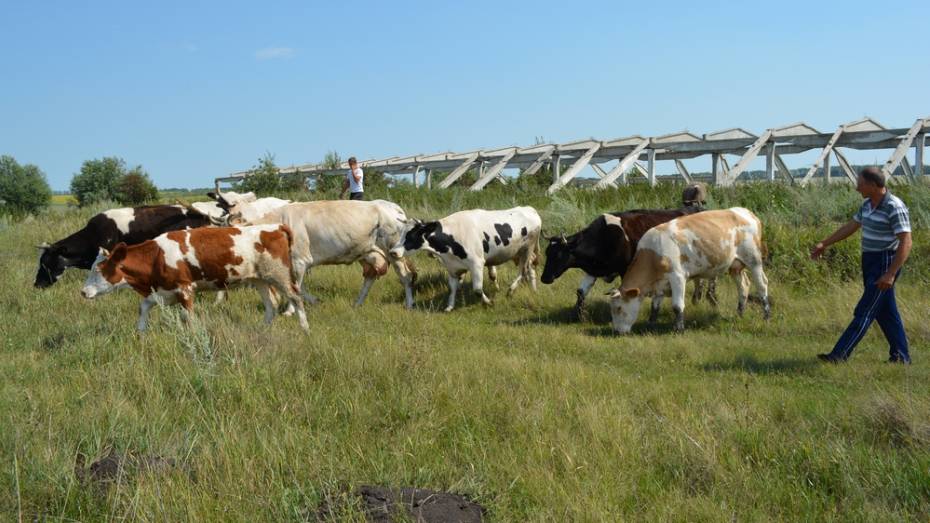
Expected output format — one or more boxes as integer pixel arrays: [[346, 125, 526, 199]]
[[340, 156, 364, 200]]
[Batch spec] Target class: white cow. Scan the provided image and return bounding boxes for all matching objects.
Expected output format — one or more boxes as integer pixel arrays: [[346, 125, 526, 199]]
[[388, 207, 541, 312], [249, 199, 417, 308], [608, 207, 770, 334], [208, 190, 290, 224]]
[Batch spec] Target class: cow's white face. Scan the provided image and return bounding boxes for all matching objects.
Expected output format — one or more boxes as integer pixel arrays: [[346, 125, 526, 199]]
[[81, 248, 127, 299], [609, 288, 644, 334]]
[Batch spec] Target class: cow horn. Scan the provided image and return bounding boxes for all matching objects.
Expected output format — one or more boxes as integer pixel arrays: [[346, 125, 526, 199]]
[[208, 213, 230, 226], [227, 211, 244, 225], [36, 242, 51, 250], [559, 233, 567, 244]]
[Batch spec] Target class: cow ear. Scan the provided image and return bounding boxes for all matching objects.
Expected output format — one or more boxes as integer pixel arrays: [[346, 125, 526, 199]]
[[207, 192, 218, 201], [624, 288, 640, 299], [110, 243, 128, 263], [423, 222, 439, 234]]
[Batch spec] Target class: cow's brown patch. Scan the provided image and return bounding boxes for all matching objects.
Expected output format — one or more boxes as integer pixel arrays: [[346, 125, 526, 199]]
[[166, 230, 189, 255], [259, 227, 291, 267], [620, 248, 670, 293], [188, 227, 243, 287]]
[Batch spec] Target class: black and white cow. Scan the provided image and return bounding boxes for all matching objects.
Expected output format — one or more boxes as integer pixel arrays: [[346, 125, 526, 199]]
[[389, 207, 541, 311], [540, 206, 716, 320], [34, 205, 212, 288]]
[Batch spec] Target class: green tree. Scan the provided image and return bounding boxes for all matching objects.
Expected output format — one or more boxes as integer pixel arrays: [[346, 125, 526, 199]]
[[70, 157, 126, 206], [235, 153, 282, 196], [0, 155, 52, 217], [115, 167, 159, 205], [314, 150, 343, 193]]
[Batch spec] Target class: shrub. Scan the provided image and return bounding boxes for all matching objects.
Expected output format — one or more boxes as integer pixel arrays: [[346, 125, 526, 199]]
[[115, 168, 159, 205], [70, 157, 126, 206], [0, 155, 52, 217], [235, 153, 285, 196]]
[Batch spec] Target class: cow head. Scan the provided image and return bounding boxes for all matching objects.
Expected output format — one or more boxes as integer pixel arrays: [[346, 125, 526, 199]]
[[389, 220, 437, 259], [540, 234, 573, 284], [608, 287, 644, 334], [81, 244, 129, 299], [35, 242, 74, 288], [208, 190, 256, 212]]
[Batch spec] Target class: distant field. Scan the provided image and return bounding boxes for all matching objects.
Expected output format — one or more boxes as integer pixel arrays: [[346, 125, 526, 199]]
[[3, 182, 929, 521]]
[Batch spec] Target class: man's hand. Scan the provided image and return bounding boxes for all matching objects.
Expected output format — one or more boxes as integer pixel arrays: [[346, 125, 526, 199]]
[[810, 242, 826, 260], [876, 271, 896, 290]]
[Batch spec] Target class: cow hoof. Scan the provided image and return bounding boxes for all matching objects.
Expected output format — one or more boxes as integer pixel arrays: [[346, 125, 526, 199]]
[[674, 323, 685, 333], [443, 306, 454, 313]]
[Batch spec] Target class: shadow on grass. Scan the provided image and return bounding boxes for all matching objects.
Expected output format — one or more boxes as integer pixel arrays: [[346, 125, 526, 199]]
[[700, 353, 820, 375], [512, 301, 613, 326], [580, 309, 725, 338]]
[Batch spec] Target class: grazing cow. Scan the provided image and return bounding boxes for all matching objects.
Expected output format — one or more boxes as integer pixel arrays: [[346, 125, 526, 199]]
[[682, 182, 708, 207], [35, 205, 212, 288], [389, 207, 541, 312], [207, 190, 290, 224], [80, 225, 309, 332], [249, 200, 417, 309], [540, 206, 715, 320], [608, 208, 770, 334]]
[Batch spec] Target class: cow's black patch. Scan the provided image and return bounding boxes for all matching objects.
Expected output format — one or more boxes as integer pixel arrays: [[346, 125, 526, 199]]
[[494, 236, 501, 246], [521, 226, 528, 237], [406, 222, 468, 259], [482, 232, 490, 254], [493, 223, 513, 246]]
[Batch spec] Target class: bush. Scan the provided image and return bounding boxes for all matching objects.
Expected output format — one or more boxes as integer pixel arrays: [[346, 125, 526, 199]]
[[0, 155, 52, 217], [115, 168, 159, 205], [235, 153, 287, 196], [70, 157, 126, 206]]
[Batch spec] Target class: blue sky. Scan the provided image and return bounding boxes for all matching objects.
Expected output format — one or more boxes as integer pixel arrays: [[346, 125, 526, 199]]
[[2, 1, 928, 190]]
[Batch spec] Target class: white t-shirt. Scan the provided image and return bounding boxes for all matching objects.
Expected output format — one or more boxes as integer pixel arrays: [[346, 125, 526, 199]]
[[347, 167, 364, 193]]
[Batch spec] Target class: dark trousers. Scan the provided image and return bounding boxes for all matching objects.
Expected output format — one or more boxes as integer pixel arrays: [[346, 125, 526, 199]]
[[829, 250, 910, 362], [349, 192, 364, 201]]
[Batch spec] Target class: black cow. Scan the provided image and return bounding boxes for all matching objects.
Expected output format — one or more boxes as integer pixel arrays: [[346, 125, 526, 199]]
[[34, 205, 212, 288], [541, 206, 717, 320]]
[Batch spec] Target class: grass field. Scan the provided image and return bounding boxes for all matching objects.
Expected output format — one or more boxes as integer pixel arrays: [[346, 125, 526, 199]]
[[2, 182, 929, 521]]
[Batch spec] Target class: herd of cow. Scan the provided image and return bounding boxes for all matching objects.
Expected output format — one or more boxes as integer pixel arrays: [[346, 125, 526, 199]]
[[35, 184, 771, 335]]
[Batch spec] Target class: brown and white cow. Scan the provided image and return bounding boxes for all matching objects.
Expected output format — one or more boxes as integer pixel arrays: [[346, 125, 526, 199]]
[[608, 207, 770, 334], [80, 225, 309, 332]]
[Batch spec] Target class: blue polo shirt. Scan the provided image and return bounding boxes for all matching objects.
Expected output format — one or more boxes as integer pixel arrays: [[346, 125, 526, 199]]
[[853, 192, 911, 252]]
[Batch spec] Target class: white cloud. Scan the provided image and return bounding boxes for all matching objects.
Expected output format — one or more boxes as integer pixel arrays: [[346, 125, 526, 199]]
[[254, 47, 295, 60]]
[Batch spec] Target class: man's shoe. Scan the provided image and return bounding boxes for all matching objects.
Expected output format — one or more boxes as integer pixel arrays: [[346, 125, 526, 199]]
[[817, 353, 842, 364]]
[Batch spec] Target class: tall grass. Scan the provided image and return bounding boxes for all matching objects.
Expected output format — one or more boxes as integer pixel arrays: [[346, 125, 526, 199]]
[[2, 182, 928, 521]]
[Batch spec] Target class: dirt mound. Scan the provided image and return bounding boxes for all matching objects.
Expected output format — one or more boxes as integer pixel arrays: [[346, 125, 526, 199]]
[[318, 485, 485, 522], [75, 448, 181, 486]]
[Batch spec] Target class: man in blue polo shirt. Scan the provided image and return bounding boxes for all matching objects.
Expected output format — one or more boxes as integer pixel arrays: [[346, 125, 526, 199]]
[[810, 167, 912, 364]]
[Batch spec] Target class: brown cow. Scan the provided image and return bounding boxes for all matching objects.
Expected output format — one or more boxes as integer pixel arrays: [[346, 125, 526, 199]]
[[80, 225, 309, 332]]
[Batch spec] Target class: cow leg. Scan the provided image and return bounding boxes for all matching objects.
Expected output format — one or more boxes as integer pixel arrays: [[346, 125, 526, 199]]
[[469, 263, 492, 306], [649, 294, 664, 324], [444, 273, 460, 312], [574, 273, 597, 320], [506, 267, 523, 297], [707, 277, 719, 307], [691, 279, 704, 305], [525, 258, 538, 293], [255, 282, 277, 324], [267, 280, 310, 332], [391, 258, 416, 309], [668, 274, 687, 332], [214, 290, 226, 304], [137, 295, 158, 332], [355, 277, 376, 307], [749, 264, 771, 320], [292, 260, 321, 306], [735, 270, 749, 317], [488, 266, 498, 290], [176, 287, 195, 325]]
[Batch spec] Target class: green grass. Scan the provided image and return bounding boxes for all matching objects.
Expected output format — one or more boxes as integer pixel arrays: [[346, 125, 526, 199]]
[[2, 183, 929, 521]]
